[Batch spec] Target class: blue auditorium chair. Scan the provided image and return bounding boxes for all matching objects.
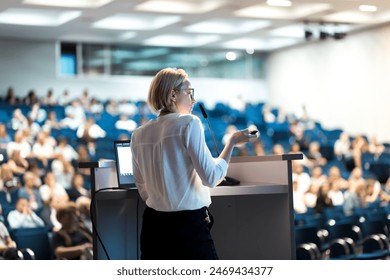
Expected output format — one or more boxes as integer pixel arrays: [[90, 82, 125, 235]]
[[10, 226, 53, 260]]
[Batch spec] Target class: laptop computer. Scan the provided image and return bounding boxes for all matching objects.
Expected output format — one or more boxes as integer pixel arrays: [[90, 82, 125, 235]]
[[113, 140, 136, 188]]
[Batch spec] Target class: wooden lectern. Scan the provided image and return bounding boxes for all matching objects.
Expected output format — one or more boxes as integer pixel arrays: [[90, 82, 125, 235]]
[[79, 153, 302, 260]]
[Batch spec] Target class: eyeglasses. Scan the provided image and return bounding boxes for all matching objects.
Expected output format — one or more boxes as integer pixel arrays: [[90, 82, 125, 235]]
[[175, 88, 195, 99]]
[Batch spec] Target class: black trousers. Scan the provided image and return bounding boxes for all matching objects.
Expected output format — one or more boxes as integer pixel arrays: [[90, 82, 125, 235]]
[[140, 206, 218, 260]]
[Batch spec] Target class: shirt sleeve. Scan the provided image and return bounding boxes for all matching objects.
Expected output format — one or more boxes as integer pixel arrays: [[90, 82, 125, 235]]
[[184, 117, 228, 187]]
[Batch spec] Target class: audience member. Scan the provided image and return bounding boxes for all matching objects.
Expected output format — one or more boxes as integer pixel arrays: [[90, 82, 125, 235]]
[[44, 111, 62, 130], [0, 219, 18, 259], [380, 177, 390, 203], [9, 108, 28, 132], [304, 184, 318, 209], [368, 135, 385, 159], [327, 166, 349, 190], [58, 90, 71, 106], [305, 141, 327, 167], [4, 87, 20, 105], [31, 131, 55, 168], [6, 149, 29, 175], [310, 166, 327, 193], [50, 204, 93, 260], [343, 181, 366, 216], [293, 180, 307, 213], [272, 144, 285, 155], [18, 171, 43, 211], [115, 114, 138, 132], [40, 196, 68, 232], [7, 197, 45, 229], [39, 172, 69, 205], [67, 174, 89, 202], [292, 163, 311, 195], [314, 182, 333, 214], [51, 154, 75, 190], [6, 130, 32, 159], [0, 122, 11, 153], [42, 88, 58, 106]]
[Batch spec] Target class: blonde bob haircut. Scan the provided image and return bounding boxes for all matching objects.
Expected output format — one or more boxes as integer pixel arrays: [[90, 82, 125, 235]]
[[147, 68, 188, 114]]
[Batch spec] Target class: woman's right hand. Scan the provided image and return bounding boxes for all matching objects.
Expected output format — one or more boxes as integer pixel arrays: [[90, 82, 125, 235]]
[[230, 129, 259, 147]]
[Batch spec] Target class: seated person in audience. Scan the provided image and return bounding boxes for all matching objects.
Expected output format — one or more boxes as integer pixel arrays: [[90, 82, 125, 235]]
[[58, 90, 71, 106], [6, 130, 32, 159], [380, 177, 390, 203], [67, 173, 90, 202], [0, 219, 18, 259], [314, 182, 333, 214], [0, 162, 21, 193], [9, 108, 28, 131], [51, 154, 75, 190], [350, 134, 368, 168], [343, 181, 367, 216], [364, 178, 381, 204], [305, 141, 327, 167], [115, 113, 138, 132], [39, 172, 69, 205], [272, 143, 285, 155], [42, 88, 58, 106], [118, 99, 138, 116], [44, 111, 62, 130], [292, 162, 311, 194], [289, 142, 312, 168], [348, 167, 366, 188], [7, 197, 45, 229], [89, 97, 104, 116], [293, 180, 307, 213], [327, 166, 349, 190], [105, 99, 119, 117], [54, 136, 78, 162], [64, 99, 86, 129], [334, 132, 356, 171], [0, 122, 11, 153], [75, 145, 92, 176], [31, 131, 55, 168], [328, 180, 345, 206], [51, 204, 93, 260], [310, 166, 327, 193], [40, 196, 69, 232], [28, 101, 47, 125], [75, 196, 92, 233], [18, 171, 43, 211], [76, 117, 106, 156], [304, 184, 318, 209], [6, 149, 29, 175], [367, 135, 385, 159], [4, 87, 20, 105], [289, 120, 309, 150]]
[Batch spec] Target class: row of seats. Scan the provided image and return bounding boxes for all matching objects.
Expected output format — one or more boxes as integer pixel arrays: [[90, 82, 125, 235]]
[[295, 205, 390, 259]]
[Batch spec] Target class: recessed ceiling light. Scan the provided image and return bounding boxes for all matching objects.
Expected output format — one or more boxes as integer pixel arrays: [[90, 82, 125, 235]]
[[225, 51, 237, 61], [0, 8, 81, 26], [359, 5, 378, 12], [144, 34, 220, 47], [135, 0, 224, 14], [23, 0, 114, 8], [235, 3, 331, 19], [267, 0, 292, 7], [185, 19, 270, 34], [222, 37, 301, 51], [92, 14, 181, 30]]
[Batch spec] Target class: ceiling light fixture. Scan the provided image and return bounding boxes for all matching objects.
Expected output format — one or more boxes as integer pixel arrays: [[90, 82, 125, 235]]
[[359, 5, 378, 12], [266, 0, 292, 7]]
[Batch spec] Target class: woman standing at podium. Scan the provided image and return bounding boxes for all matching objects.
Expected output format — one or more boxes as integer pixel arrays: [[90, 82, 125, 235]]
[[130, 68, 257, 260]]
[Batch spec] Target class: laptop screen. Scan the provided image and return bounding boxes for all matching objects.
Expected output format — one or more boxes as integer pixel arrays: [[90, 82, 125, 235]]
[[113, 140, 136, 188]]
